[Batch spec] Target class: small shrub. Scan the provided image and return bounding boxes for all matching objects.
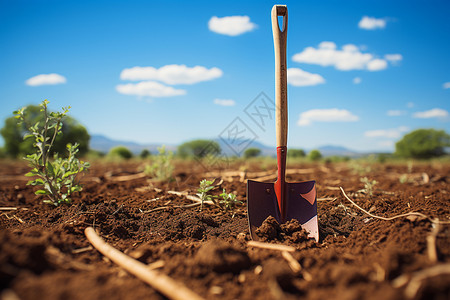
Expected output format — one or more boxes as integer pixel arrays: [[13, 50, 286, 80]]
[[308, 149, 322, 161], [108, 146, 133, 160], [144, 145, 174, 182], [243, 148, 261, 159], [14, 100, 90, 206], [140, 149, 151, 159], [287, 149, 305, 158], [359, 177, 377, 197]]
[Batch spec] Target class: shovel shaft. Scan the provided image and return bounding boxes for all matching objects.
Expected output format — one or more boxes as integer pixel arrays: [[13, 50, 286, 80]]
[[272, 5, 288, 148], [275, 146, 287, 222]]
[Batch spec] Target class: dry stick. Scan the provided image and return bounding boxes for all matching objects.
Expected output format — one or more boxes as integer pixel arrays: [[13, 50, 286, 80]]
[[141, 203, 199, 214], [0, 207, 18, 211], [392, 263, 450, 299], [339, 187, 450, 225], [248, 240, 295, 253], [85, 227, 205, 300], [167, 191, 214, 205], [281, 251, 301, 273], [426, 218, 440, 263]]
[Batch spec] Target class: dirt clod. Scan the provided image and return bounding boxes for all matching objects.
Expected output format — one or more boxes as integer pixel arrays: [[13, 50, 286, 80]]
[[195, 239, 251, 273]]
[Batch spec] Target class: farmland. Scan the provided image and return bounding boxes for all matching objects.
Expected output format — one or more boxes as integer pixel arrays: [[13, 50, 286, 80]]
[[1, 158, 449, 300]]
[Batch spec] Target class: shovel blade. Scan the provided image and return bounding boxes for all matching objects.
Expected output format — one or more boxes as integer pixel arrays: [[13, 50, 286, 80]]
[[247, 180, 318, 242]]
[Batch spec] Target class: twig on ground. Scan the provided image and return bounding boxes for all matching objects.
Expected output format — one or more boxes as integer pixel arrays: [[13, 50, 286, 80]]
[[317, 197, 337, 201], [167, 190, 214, 205], [426, 218, 440, 263], [140, 203, 200, 214], [107, 172, 147, 182], [339, 187, 450, 225], [85, 227, 205, 300], [392, 263, 450, 299], [0, 207, 18, 211], [281, 251, 301, 273], [248, 241, 295, 252]]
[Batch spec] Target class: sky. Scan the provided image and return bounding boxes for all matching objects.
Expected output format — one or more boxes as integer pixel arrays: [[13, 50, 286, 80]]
[[0, 0, 449, 153]]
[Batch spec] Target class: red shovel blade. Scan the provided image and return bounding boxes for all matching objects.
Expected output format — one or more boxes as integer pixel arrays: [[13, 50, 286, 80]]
[[247, 179, 318, 241]]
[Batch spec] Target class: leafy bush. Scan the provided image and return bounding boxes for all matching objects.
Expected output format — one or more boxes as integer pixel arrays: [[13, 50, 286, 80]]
[[243, 147, 261, 158], [177, 139, 221, 159], [14, 100, 90, 206], [308, 149, 322, 161], [140, 149, 151, 159], [144, 145, 174, 181], [395, 129, 450, 159], [287, 149, 305, 158], [108, 146, 133, 160], [1, 104, 90, 158]]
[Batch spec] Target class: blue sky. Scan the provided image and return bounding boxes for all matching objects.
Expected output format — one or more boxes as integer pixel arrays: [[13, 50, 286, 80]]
[[1, 0, 449, 153]]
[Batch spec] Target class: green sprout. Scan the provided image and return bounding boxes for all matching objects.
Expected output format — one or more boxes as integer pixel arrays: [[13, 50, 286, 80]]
[[196, 179, 242, 214], [14, 100, 90, 206], [144, 145, 174, 182], [218, 189, 243, 216], [196, 179, 216, 211], [359, 177, 378, 197]]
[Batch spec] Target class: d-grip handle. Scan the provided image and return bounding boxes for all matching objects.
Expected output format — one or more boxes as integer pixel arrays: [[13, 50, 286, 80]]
[[271, 5, 288, 148]]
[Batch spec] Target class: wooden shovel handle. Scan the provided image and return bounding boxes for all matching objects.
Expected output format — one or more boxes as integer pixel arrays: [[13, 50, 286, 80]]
[[272, 5, 288, 147]]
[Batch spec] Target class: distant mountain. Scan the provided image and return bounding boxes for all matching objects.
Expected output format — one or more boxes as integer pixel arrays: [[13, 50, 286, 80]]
[[89, 134, 176, 155], [316, 145, 361, 157], [89, 134, 363, 157]]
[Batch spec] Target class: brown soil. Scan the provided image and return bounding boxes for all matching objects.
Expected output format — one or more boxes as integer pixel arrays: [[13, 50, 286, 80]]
[[0, 159, 449, 300]]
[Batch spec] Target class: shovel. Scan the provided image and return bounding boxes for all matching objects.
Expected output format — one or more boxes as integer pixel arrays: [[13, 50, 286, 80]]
[[247, 5, 319, 242]]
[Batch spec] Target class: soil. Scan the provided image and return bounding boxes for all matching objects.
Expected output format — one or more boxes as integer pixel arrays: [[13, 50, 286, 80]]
[[0, 159, 449, 300]]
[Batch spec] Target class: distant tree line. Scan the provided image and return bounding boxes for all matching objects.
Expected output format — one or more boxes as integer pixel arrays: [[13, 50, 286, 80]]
[[1, 106, 448, 161]]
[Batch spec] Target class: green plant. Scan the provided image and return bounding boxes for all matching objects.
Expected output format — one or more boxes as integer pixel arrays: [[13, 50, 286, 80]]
[[177, 139, 221, 159], [2, 103, 90, 158], [243, 147, 261, 159], [218, 189, 242, 215], [14, 100, 90, 206], [287, 149, 306, 158], [395, 129, 450, 159], [308, 149, 322, 161], [144, 145, 174, 181], [108, 146, 133, 160], [197, 179, 216, 211], [359, 177, 377, 197], [196, 179, 242, 214], [140, 149, 151, 159]]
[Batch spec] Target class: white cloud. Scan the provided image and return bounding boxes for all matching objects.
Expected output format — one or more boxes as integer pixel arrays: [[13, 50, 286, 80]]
[[367, 59, 388, 71], [387, 110, 406, 116], [25, 73, 67, 86], [297, 108, 359, 126], [358, 16, 386, 30], [208, 15, 257, 36], [292, 42, 388, 71], [213, 98, 235, 106], [413, 108, 449, 119], [443, 82, 450, 89], [353, 77, 362, 84], [364, 126, 409, 138], [120, 65, 223, 85], [287, 68, 325, 87], [116, 81, 186, 97], [407, 102, 415, 108], [385, 54, 403, 63]]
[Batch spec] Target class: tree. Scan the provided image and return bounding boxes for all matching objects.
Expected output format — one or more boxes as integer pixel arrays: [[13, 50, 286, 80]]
[[1, 104, 90, 158], [140, 149, 151, 159], [177, 139, 221, 159], [287, 149, 306, 158], [243, 147, 261, 158], [308, 149, 322, 161], [108, 146, 133, 160], [395, 129, 450, 159]]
